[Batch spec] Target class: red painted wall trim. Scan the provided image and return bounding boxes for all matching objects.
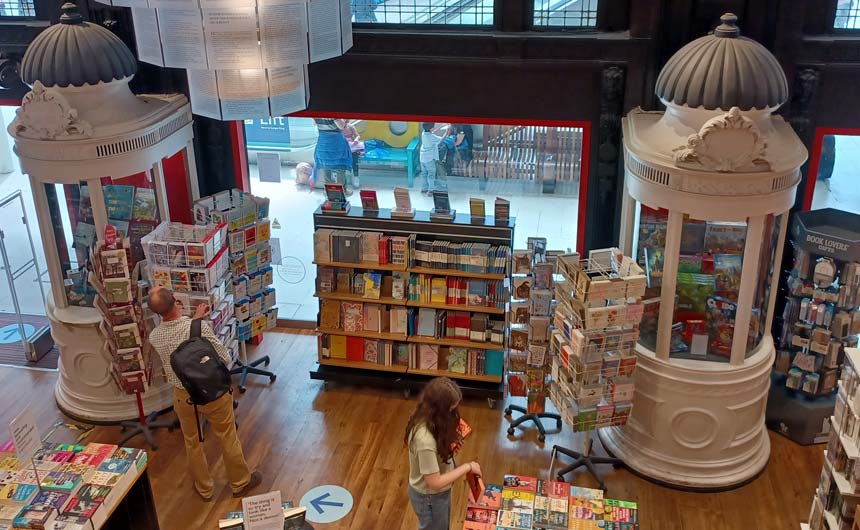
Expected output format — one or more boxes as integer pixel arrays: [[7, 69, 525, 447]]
[[577, 124, 591, 256], [804, 127, 860, 211], [287, 111, 591, 252], [230, 121, 250, 192]]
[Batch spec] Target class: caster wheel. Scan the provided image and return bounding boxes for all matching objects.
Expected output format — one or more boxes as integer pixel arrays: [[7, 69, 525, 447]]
[[403, 388, 411, 399], [507, 428, 515, 436], [557, 474, 565, 482], [264, 357, 271, 367], [120, 426, 126, 432], [239, 386, 247, 393], [270, 375, 277, 383], [152, 446, 158, 451], [504, 407, 512, 416], [539, 434, 546, 443], [487, 398, 495, 409], [612, 462, 623, 469]]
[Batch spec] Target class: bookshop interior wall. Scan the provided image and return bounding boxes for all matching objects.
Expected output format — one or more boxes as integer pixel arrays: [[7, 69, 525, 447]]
[[244, 115, 588, 322], [6, 4, 199, 422], [603, 14, 808, 489]]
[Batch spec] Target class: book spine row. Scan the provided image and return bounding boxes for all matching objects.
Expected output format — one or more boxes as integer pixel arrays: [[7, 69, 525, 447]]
[[409, 239, 511, 275]]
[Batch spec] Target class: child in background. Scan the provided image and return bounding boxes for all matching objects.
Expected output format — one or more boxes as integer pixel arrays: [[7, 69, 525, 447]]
[[419, 122, 447, 195], [405, 377, 481, 530]]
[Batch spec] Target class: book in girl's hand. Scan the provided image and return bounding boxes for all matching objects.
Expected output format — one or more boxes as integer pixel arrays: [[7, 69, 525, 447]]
[[466, 472, 485, 503]]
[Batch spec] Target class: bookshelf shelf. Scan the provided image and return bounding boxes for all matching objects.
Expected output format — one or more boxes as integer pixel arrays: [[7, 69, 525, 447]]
[[833, 415, 860, 459], [316, 292, 407, 306], [823, 450, 860, 498], [409, 368, 502, 383], [408, 336, 505, 350], [318, 358, 407, 374], [840, 381, 860, 418], [408, 266, 506, 281], [312, 206, 513, 401], [406, 301, 506, 315], [319, 329, 408, 342], [314, 261, 407, 271]]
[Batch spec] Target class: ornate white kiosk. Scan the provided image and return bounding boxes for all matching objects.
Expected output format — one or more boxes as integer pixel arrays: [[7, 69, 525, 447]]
[[601, 14, 807, 489], [7, 3, 196, 422]]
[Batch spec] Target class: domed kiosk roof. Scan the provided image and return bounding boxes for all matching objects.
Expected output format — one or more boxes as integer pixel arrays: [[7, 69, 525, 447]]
[[21, 2, 137, 88], [655, 13, 788, 111]]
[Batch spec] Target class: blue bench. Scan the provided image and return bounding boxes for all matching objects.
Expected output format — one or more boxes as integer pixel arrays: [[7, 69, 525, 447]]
[[358, 138, 420, 186]]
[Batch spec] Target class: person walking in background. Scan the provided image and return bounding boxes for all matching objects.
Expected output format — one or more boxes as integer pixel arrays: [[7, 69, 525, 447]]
[[148, 286, 262, 501], [313, 118, 355, 195], [336, 118, 365, 189], [419, 122, 448, 195], [452, 124, 474, 177], [405, 377, 481, 530], [352, 0, 378, 22]]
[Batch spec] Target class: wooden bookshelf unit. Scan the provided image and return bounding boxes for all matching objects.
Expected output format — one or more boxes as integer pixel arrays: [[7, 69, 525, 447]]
[[310, 207, 514, 402]]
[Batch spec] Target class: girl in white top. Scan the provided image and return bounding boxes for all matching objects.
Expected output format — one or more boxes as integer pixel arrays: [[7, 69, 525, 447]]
[[405, 377, 482, 530]]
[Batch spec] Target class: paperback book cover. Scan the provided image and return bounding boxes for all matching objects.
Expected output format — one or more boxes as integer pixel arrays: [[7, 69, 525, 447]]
[[503, 475, 538, 493], [469, 484, 503, 510], [131, 188, 158, 221], [103, 185, 135, 221], [359, 190, 379, 211]]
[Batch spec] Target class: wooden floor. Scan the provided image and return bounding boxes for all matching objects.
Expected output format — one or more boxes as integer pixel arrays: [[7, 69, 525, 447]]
[[0, 329, 822, 529]]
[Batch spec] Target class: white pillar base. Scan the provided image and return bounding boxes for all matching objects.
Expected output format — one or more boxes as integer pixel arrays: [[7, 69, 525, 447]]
[[599, 337, 774, 490], [49, 301, 173, 423]]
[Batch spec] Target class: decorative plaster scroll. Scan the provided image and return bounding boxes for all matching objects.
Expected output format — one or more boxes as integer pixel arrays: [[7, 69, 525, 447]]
[[13, 81, 93, 140], [673, 107, 770, 173]]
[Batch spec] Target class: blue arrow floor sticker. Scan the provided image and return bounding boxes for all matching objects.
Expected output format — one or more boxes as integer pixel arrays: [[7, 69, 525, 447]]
[[300, 485, 354, 524]]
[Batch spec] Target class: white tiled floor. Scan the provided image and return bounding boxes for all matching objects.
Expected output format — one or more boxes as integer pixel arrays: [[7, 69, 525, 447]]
[[250, 163, 580, 322]]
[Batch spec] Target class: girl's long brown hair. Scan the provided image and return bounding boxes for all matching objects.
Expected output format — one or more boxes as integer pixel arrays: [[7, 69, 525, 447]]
[[404, 377, 463, 464]]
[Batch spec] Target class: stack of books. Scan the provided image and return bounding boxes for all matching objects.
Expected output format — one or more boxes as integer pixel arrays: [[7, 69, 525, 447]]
[[495, 197, 510, 225], [391, 187, 414, 218], [462, 480, 639, 530], [314, 229, 413, 266], [430, 191, 455, 221], [0, 442, 146, 528], [470, 198, 486, 220], [321, 184, 351, 214]]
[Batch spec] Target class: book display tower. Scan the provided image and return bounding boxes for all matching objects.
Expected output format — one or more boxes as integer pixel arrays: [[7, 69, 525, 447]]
[[90, 226, 178, 449], [505, 239, 562, 442], [805, 347, 860, 530], [311, 206, 513, 401], [769, 209, 860, 445], [547, 249, 645, 490], [194, 190, 278, 391]]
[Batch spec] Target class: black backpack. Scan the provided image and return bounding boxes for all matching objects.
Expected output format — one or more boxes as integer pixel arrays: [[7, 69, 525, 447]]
[[171, 319, 231, 439]]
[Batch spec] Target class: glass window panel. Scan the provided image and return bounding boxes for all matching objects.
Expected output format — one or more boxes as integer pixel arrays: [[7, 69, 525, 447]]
[[835, 0, 860, 29], [0, 0, 35, 17], [46, 182, 96, 307], [352, 0, 494, 25], [533, 0, 598, 29], [245, 116, 585, 322]]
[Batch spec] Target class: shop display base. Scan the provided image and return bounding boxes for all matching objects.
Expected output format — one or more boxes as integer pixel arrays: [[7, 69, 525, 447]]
[[231, 355, 277, 393], [552, 444, 623, 491], [504, 404, 562, 442], [766, 373, 834, 445], [118, 411, 178, 451]]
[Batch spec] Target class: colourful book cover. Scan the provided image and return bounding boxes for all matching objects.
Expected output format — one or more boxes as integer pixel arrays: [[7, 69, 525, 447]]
[[131, 188, 158, 221], [465, 506, 497, 524], [503, 475, 538, 493], [12, 504, 53, 528], [63, 496, 102, 518], [39, 471, 81, 493], [0, 483, 38, 503], [103, 185, 135, 221], [87, 471, 122, 488], [501, 489, 535, 512], [70, 452, 107, 467], [33, 489, 71, 510], [469, 484, 503, 510], [77, 483, 112, 503], [363, 273, 382, 300], [97, 458, 132, 475]]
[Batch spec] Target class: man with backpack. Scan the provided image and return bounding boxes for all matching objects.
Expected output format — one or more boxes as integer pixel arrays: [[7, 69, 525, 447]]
[[148, 286, 262, 501]]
